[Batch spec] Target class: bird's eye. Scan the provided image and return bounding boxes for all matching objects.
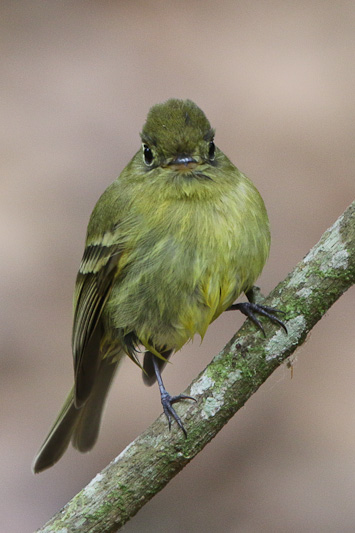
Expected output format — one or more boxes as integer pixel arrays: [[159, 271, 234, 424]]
[[208, 140, 215, 161], [143, 144, 154, 166]]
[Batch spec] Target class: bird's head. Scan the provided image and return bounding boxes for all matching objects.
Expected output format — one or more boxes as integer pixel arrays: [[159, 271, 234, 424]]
[[140, 99, 217, 179]]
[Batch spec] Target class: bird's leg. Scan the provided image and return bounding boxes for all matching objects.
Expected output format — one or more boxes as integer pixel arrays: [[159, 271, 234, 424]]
[[227, 286, 287, 336], [152, 356, 196, 437]]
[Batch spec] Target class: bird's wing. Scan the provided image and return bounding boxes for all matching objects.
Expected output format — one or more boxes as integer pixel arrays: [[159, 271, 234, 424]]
[[72, 240, 122, 407]]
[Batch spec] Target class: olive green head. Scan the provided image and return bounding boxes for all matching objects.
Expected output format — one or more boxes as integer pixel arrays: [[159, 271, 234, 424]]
[[140, 99, 216, 169]]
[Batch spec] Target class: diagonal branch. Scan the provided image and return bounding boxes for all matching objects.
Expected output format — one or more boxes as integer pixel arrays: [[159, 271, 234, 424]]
[[37, 201, 355, 533]]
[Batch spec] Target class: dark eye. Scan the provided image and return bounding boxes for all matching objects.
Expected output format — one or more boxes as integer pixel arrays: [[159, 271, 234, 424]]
[[208, 140, 215, 161], [143, 144, 154, 166]]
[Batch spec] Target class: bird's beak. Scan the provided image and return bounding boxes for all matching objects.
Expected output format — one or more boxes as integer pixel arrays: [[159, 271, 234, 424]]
[[168, 155, 198, 171]]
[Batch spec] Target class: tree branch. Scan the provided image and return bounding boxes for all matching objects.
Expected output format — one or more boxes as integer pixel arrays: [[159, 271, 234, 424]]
[[37, 202, 355, 533]]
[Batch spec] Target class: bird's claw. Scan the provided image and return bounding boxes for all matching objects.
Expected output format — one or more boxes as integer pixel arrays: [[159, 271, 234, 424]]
[[161, 391, 196, 437], [229, 302, 287, 336]]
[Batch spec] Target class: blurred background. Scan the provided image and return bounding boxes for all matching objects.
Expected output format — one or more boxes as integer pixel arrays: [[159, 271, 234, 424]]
[[1, 2, 354, 532]]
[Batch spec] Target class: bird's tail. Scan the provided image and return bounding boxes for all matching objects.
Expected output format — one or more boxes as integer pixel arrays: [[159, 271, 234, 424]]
[[32, 354, 122, 473]]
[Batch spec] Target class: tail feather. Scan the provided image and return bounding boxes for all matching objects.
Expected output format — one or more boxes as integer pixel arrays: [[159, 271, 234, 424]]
[[33, 355, 121, 474], [32, 389, 79, 473], [72, 356, 119, 452]]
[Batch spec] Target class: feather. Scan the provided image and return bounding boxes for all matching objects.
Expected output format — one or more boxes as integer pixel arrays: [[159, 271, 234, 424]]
[[72, 243, 121, 407]]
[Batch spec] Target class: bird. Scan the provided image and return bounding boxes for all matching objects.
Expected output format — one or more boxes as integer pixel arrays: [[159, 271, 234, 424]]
[[33, 98, 286, 473]]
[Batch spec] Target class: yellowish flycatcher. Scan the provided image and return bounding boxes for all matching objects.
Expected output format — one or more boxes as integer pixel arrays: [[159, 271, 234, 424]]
[[33, 99, 285, 473]]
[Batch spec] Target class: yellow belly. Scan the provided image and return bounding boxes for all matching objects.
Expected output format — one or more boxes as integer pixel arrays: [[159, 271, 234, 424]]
[[105, 182, 270, 354]]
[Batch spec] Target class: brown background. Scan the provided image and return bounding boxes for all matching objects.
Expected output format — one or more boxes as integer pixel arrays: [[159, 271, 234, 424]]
[[1, 2, 354, 532]]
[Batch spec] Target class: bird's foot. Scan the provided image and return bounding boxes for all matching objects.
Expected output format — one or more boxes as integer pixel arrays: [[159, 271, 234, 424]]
[[229, 301, 287, 336], [160, 391, 196, 437]]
